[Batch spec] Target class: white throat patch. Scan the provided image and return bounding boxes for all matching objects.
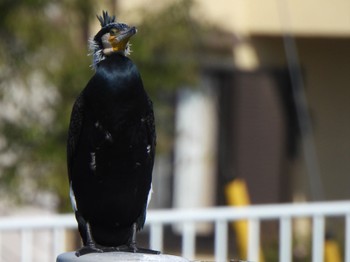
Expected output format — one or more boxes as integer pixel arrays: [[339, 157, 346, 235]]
[[88, 36, 132, 70]]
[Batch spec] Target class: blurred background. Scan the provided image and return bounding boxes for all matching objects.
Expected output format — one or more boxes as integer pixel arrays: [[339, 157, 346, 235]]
[[0, 0, 349, 261]]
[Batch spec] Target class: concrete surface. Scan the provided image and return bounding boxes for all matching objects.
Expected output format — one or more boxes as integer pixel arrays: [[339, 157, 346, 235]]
[[56, 252, 190, 262]]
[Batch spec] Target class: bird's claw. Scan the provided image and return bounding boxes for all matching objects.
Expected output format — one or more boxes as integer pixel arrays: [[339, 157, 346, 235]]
[[76, 245, 103, 257], [76, 244, 160, 257]]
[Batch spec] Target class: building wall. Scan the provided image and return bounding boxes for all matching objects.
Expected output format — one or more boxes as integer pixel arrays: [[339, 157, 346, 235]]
[[252, 36, 350, 200], [298, 38, 350, 200], [194, 0, 350, 201], [194, 0, 350, 37]]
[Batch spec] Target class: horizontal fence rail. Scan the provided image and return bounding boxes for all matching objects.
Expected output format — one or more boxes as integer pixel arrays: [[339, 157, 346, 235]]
[[0, 201, 350, 262]]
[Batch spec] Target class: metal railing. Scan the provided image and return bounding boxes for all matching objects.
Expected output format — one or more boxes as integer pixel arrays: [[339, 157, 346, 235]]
[[0, 201, 350, 262]]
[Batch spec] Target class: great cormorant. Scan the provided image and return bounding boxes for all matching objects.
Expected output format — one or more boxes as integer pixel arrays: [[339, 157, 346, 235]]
[[67, 11, 157, 256]]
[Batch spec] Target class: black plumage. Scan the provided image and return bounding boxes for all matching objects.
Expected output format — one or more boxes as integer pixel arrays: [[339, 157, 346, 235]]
[[67, 11, 157, 256]]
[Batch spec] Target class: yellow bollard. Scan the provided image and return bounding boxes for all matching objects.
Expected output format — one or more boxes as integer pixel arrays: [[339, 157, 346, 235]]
[[324, 237, 342, 262], [225, 178, 265, 262]]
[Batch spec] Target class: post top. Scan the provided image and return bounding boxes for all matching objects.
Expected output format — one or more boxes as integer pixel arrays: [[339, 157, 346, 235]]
[[57, 252, 190, 262]]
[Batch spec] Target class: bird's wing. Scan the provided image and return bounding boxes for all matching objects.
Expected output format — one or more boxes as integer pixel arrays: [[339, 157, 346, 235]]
[[67, 92, 85, 180], [136, 97, 156, 231], [146, 97, 156, 159]]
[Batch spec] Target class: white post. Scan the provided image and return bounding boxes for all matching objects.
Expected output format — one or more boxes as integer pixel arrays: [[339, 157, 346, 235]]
[[214, 220, 228, 262], [279, 217, 292, 262], [182, 222, 196, 260], [21, 229, 33, 262], [173, 87, 218, 235], [312, 215, 325, 262], [150, 223, 163, 252], [247, 219, 260, 262], [0, 233, 2, 261], [345, 213, 350, 262], [53, 228, 65, 259]]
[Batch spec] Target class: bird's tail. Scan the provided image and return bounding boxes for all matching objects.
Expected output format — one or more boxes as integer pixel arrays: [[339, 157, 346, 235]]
[[90, 223, 133, 247]]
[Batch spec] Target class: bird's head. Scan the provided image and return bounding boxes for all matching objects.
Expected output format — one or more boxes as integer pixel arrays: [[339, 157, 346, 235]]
[[89, 11, 137, 69]]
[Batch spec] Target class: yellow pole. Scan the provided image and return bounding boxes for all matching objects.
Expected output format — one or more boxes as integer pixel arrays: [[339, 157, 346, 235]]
[[324, 237, 342, 262], [225, 178, 265, 262]]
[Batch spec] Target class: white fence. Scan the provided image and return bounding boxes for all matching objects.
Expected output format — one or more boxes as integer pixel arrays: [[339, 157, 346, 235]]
[[0, 201, 350, 262]]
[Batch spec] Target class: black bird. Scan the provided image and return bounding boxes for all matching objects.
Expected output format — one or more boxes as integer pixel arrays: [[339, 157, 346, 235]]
[[67, 11, 157, 256]]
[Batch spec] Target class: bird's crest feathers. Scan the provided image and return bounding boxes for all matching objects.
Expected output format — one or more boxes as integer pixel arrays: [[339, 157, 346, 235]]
[[97, 11, 116, 28]]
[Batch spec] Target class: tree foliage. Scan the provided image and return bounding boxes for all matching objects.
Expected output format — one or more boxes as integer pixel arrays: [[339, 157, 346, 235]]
[[0, 0, 96, 211]]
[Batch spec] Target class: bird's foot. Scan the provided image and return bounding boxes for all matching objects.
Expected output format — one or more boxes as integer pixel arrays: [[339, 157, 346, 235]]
[[115, 243, 160, 254], [76, 243, 160, 256], [75, 244, 103, 257]]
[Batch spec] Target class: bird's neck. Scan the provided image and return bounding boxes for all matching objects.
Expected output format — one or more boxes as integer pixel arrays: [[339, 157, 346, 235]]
[[103, 48, 126, 56]]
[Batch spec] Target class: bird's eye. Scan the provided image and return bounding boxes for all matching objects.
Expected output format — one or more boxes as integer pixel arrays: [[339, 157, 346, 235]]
[[110, 28, 119, 36]]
